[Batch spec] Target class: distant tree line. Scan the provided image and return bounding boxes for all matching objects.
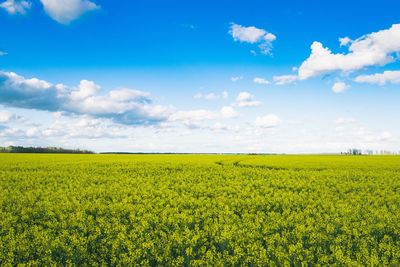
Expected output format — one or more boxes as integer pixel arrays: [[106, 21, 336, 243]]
[[342, 149, 363, 155], [0, 146, 94, 154], [342, 148, 400, 155]]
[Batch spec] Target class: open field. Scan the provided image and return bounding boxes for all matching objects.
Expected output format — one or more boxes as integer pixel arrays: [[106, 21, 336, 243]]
[[1, 154, 400, 266]]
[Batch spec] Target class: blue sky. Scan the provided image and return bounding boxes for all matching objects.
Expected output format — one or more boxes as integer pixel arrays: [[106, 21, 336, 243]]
[[0, 0, 400, 153]]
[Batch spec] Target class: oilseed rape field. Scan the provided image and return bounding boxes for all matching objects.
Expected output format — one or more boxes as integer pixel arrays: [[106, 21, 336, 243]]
[[1, 154, 399, 266]]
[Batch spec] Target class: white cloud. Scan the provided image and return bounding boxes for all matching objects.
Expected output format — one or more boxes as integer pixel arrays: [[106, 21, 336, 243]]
[[169, 106, 238, 123], [339, 37, 352, 47], [229, 24, 268, 43], [350, 129, 394, 143], [0, 71, 170, 125], [379, 131, 393, 141], [0, 51, 8, 56], [253, 77, 270, 85], [264, 33, 276, 42], [0, 0, 31, 15], [298, 24, 400, 80], [273, 74, 298, 85], [208, 122, 231, 132], [40, 0, 99, 24], [0, 111, 15, 123], [332, 82, 349, 93], [235, 92, 262, 107], [254, 114, 280, 128], [0, 127, 19, 138], [231, 76, 243, 82], [193, 93, 202, 99], [229, 23, 276, 55], [354, 70, 400, 85], [203, 93, 217, 100], [42, 115, 126, 139], [258, 43, 274, 55], [0, 114, 127, 140], [70, 80, 101, 100], [220, 106, 238, 119], [335, 117, 356, 124], [25, 127, 38, 137], [193, 92, 217, 100], [193, 91, 228, 100]]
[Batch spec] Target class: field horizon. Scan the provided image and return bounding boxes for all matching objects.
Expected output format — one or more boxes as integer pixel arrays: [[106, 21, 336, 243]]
[[2, 144, 399, 156]]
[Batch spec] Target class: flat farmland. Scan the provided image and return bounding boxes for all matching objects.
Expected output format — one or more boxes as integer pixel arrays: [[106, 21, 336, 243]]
[[1, 154, 399, 266]]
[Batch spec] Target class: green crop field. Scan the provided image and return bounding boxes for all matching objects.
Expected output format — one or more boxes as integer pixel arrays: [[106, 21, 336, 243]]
[[1, 154, 400, 266]]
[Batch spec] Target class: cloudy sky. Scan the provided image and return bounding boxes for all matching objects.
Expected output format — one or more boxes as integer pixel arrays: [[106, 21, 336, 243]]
[[1, 0, 400, 153]]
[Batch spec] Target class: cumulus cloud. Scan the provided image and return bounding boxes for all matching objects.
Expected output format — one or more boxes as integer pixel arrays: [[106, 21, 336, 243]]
[[298, 24, 400, 80], [355, 70, 400, 85], [0, 114, 127, 140], [42, 115, 126, 139], [253, 77, 270, 85], [229, 23, 276, 55], [40, 0, 99, 24], [0, 71, 170, 125], [254, 114, 280, 128], [273, 74, 298, 85], [339, 37, 352, 47], [229, 24, 270, 43], [0, 0, 31, 14], [332, 82, 349, 93], [70, 80, 101, 100], [235, 92, 262, 107]]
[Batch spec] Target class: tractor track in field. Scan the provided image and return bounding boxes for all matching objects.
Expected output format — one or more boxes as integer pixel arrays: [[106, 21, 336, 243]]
[[215, 157, 328, 172]]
